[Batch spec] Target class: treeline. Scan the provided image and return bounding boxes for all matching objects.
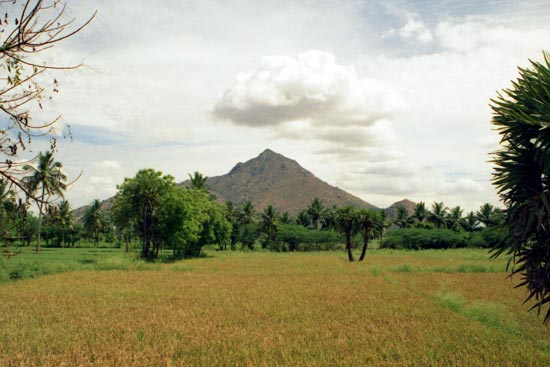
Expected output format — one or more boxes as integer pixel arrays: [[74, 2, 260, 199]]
[[381, 202, 505, 250], [1, 166, 505, 261]]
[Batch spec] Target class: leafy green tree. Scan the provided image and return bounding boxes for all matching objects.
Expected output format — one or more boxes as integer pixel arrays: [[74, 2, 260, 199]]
[[114, 169, 175, 258], [491, 51, 550, 323], [334, 206, 359, 262], [0, 180, 18, 246], [23, 151, 67, 253], [83, 199, 105, 247], [188, 171, 208, 191], [429, 202, 448, 229], [111, 194, 135, 253]]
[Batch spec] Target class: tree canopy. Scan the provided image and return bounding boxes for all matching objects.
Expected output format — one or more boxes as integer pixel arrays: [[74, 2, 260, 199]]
[[491, 51, 550, 323]]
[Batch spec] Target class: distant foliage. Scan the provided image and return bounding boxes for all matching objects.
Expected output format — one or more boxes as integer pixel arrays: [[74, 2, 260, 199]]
[[380, 228, 508, 250], [381, 229, 466, 250], [277, 224, 342, 252]]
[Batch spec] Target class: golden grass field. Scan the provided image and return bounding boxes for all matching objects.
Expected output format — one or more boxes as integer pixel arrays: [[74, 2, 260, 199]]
[[1, 249, 550, 366]]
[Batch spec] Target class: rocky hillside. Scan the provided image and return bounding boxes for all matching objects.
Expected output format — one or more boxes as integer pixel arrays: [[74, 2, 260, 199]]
[[186, 149, 377, 215], [384, 199, 417, 218]]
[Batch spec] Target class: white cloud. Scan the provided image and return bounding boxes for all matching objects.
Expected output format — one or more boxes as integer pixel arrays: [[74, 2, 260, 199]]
[[214, 50, 406, 128]]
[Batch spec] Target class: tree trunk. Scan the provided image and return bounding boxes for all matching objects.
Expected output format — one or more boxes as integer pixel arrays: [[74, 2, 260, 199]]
[[346, 231, 354, 262], [125, 232, 129, 253], [36, 187, 45, 254], [359, 232, 369, 261]]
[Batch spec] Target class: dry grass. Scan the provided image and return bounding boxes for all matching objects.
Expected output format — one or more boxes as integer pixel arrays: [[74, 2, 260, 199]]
[[1, 250, 549, 366]]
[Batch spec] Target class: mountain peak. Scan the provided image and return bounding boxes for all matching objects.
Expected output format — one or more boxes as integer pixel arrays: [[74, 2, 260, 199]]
[[205, 149, 377, 214]]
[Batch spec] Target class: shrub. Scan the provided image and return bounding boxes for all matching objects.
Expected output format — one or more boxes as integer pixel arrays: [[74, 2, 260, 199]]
[[277, 224, 342, 252], [380, 228, 467, 250]]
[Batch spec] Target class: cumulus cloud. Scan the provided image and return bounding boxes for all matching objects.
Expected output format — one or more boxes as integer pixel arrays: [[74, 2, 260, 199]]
[[213, 50, 406, 128]]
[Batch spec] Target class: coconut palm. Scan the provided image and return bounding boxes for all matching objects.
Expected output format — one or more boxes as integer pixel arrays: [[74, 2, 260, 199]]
[[188, 171, 208, 191], [280, 211, 293, 224], [357, 209, 381, 261], [429, 202, 448, 229], [394, 205, 412, 229], [462, 211, 480, 232], [57, 200, 72, 247], [412, 202, 429, 223], [83, 199, 105, 247], [261, 204, 279, 247], [334, 206, 359, 262], [476, 203, 498, 227], [23, 151, 67, 253], [296, 210, 310, 228], [307, 197, 325, 229], [239, 200, 256, 225], [447, 206, 464, 231]]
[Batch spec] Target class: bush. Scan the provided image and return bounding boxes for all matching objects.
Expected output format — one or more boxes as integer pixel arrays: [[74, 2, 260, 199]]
[[380, 228, 468, 250], [465, 227, 508, 249], [277, 224, 342, 252]]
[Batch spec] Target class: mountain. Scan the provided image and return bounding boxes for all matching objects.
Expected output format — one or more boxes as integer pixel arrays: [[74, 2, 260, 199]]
[[72, 149, 413, 219], [384, 199, 417, 218], [186, 149, 377, 215]]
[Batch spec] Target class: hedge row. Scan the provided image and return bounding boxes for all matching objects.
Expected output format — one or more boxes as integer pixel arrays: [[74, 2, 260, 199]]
[[380, 228, 506, 250]]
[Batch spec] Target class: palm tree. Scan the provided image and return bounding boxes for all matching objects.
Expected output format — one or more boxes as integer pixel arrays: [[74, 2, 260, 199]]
[[357, 209, 380, 261], [334, 206, 358, 262], [280, 212, 293, 224], [429, 202, 448, 229], [188, 171, 208, 191], [261, 205, 279, 248], [239, 200, 256, 225], [412, 202, 429, 223], [307, 197, 325, 229], [477, 203, 497, 227], [462, 211, 480, 232], [23, 151, 67, 253], [394, 205, 412, 228], [57, 200, 72, 247], [447, 206, 464, 231], [296, 210, 310, 228], [83, 199, 105, 247]]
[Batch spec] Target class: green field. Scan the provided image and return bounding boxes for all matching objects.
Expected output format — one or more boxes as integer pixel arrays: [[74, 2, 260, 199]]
[[1, 249, 549, 366]]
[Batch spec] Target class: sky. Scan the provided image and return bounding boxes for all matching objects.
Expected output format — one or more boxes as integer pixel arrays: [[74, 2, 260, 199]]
[[14, 0, 550, 212]]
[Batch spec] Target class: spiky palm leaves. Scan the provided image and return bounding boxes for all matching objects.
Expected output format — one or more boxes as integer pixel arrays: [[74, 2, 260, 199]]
[[188, 171, 208, 191], [23, 151, 67, 253], [491, 51, 550, 323], [83, 199, 105, 247]]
